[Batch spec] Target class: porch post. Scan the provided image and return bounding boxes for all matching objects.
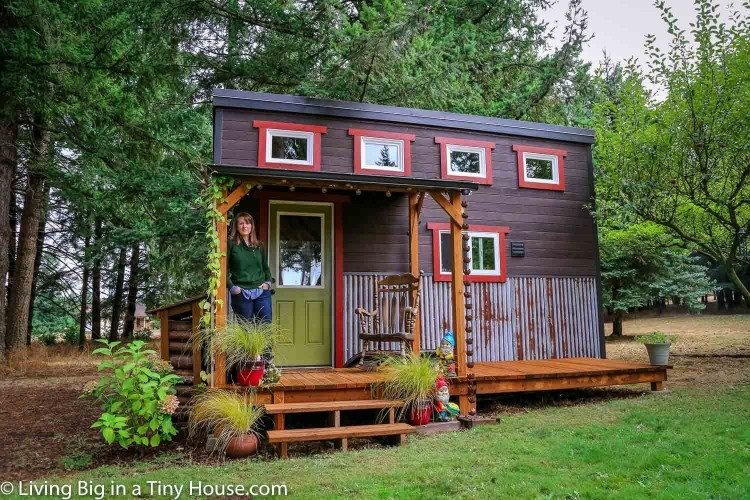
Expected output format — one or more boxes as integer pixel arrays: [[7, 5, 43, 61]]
[[214, 193, 228, 388], [408, 192, 423, 354], [448, 191, 467, 379]]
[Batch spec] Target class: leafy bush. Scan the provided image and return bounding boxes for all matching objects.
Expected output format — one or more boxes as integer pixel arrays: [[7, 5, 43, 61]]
[[133, 328, 153, 341], [209, 319, 279, 367], [63, 322, 79, 345], [188, 390, 264, 454], [87, 339, 181, 448], [635, 331, 678, 345]]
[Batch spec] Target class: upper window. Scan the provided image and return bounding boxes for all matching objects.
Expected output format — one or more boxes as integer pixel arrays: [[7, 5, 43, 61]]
[[349, 128, 415, 176], [253, 121, 327, 171], [512, 144, 566, 191], [428, 222, 510, 283], [435, 137, 495, 185]]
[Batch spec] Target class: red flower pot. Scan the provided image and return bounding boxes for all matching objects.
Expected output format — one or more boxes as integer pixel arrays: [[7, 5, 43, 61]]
[[237, 361, 265, 387], [408, 402, 432, 426], [225, 434, 259, 458]]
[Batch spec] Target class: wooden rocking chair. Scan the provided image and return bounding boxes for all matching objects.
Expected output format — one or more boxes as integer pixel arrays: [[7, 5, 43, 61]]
[[355, 272, 422, 367]]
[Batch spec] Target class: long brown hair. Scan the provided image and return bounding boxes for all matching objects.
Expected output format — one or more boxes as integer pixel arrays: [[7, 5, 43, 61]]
[[230, 212, 261, 247]]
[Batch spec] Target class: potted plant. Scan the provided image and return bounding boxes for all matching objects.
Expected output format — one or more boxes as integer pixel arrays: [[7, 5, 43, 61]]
[[188, 390, 265, 458], [378, 354, 441, 426], [635, 331, 678, 365], [211, 320, 277, 387]]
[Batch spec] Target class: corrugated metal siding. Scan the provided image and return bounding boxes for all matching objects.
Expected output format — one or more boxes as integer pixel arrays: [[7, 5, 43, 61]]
[[343, 273, 601, 363]]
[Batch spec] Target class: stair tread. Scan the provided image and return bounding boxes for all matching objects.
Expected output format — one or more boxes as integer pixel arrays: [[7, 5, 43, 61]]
[[267, 423, 414, 443], [264, 399, 403, 414]]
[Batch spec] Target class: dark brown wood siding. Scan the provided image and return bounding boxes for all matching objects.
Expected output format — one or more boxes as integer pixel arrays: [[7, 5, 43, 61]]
[[219, 108, 597, 277]]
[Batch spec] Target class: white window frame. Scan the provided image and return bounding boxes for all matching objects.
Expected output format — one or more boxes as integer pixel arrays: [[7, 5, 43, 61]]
[[360, 137, 405, 172], [266, 128, 315, 166], [446, 144, 486, 178], [438, 230, 501, 277], [522, 152, 559, 184]]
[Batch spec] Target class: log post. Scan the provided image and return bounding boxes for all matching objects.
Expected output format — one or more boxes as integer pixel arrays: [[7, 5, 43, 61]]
[[449, 192, 467, 379], [214, 194, 229, 388]]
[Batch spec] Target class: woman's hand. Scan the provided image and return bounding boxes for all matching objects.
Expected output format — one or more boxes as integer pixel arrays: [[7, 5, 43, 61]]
[[261, 282, 271, 290], [230, 285, 241, 295]]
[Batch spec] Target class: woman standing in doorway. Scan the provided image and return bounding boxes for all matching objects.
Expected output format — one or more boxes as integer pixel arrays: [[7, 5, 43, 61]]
[[228, 212, 272, 323], [227, 212, 278, 382]]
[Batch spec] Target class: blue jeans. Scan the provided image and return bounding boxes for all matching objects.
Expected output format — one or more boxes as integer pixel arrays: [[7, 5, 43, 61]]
[[231, 288, 272, 323]]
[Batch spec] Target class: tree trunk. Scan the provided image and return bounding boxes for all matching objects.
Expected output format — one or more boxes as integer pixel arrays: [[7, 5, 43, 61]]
[[727, 268, 750, 308], [7, 174, 16, 309], [108, 247, 127, 341], [90, 218, 102, 340], [122, 243, 140, 339], [0, 117, 18, 360], [611, 311, 623, 337], [717, 289, 726, 310], [78, 232, 91, 350], [27, 183, 49, 345], [6, 122, 48, 353]]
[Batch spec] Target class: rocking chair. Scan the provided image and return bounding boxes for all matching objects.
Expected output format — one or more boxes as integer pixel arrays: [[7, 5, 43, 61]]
[[355, 272, 423, 367]]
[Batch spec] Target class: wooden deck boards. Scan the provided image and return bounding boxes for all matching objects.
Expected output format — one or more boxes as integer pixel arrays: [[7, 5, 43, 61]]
[[235, 358, 668, 405]]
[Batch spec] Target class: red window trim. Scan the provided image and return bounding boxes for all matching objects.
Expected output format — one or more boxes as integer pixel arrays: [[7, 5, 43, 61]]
[[253, 120, 327, 171], [348, 128, 415, 177], [427, 222, 510, 283], [435, 137, 495, 185], [512, 144, 566, 191]]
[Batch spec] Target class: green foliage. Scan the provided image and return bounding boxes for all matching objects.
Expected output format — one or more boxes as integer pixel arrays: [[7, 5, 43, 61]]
[[377, 354, 440, 413], [635, 331, 678, 345], [188, 390, 264, 454], [208, 319, 279, 368], [593, 0, 750, 303], [87, 340, 181, 449], [600, 223, 714, 316], [38, 332, 57, 346]]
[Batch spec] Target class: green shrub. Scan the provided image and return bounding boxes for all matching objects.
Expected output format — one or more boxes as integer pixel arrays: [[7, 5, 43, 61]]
[[63, 323, 79, 345], [86, 339, 181, 448], [38, 332, 57, 346], [377, 354, 440, 415], [635, 331, 678, 345], [188, 390, 264, 454]]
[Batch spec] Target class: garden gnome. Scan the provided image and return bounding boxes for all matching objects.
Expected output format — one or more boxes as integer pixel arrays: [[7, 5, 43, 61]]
[[435, 330, 457, 377], [433, 377, 459, 421]]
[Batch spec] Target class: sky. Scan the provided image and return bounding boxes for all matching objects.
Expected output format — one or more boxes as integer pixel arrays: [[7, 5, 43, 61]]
[[544, 0, 739, 67]]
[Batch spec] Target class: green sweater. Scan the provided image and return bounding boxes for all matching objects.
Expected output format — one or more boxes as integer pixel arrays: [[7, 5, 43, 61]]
[[227, 241, 273, 289]]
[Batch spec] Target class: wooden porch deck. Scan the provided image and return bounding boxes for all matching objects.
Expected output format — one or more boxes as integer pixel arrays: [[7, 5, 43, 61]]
[[246, 358, 668, 405]]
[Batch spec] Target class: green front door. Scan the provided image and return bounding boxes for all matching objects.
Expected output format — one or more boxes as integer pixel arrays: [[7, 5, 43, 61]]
[[268, 202, 333, 367]]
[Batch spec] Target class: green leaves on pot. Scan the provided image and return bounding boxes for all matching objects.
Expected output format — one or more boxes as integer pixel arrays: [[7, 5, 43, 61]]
[[208, 319, 282, 368], [635, 331, 678, 345], [188, 390, 264, 455], [377, 355, 441, 414]]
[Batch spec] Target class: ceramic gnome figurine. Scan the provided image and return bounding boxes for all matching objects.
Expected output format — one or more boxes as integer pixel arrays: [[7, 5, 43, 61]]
[[435, 330, 457, 378], [433, 376, 460, 422]]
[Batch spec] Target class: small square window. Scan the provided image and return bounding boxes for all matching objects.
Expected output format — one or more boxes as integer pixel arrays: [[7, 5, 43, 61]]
[[523, 153, 557, 183], [439, 231, 500, 276], [267, 129, 314, 165], [447, 146, 485, 177], [362, 138, 404, 171]]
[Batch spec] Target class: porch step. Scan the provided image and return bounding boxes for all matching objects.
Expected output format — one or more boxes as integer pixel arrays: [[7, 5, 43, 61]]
[[267, 423, 414, 444], [263, 399, 403, 415]]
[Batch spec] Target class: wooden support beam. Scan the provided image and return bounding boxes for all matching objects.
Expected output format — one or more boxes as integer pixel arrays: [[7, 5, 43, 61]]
[[449, 192, 467, 386], [217, 181, 253, 215], [408, 192, 423, 354], [427, 190, 463, 226], [273, 391, 288, 458], [191, 300, 202, 385], [214, 194, 229, 388]]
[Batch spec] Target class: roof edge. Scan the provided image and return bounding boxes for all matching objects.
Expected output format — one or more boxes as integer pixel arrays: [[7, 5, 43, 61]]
[[212, 89, 594, 145]]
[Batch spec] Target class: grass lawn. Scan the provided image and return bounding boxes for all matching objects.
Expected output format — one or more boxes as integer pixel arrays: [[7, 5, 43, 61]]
[[42, 384, 750, 499]]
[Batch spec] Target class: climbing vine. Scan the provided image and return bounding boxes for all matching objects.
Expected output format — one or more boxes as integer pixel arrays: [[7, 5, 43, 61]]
[[199, 176, 235, 329]]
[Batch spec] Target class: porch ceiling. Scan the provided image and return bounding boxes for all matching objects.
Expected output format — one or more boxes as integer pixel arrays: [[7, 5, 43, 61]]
[[210, 164, 480, 193]]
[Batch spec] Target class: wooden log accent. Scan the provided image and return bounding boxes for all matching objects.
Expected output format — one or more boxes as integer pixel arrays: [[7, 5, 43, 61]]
[[408, 192, 423, 354], [449, 192, 467, 380], [214, 191, 229, 388]]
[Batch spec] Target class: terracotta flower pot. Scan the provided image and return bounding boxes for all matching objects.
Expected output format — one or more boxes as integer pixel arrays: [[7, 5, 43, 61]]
[[408, 402, 433, 426], [237, 360, 265, 386], [225, 434, 259, 458]]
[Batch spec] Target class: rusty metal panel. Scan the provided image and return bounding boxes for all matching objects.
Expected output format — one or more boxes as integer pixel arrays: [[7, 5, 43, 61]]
[[343, 273, 600, 364]]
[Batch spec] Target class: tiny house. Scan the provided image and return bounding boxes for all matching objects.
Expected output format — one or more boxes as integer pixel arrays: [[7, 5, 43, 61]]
[[153, 90, 666, 455]]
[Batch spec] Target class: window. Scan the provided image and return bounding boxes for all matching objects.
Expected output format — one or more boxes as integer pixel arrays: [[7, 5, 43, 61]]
[[428, 222, 510, 283], [253, 120, 327, 171], [277, 213, 323, 287], [349, 128, 415, 176], [512, 144, 566, 191], [435, 137, 495, 185]]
